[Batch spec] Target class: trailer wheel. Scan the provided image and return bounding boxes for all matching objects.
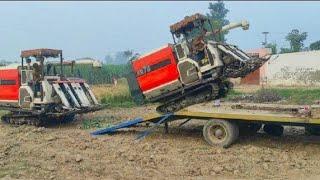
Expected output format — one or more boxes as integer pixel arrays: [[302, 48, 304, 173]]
[[203, 119, 239, 148], [239, 122, 262, 136], [263, 124, 284, 136]]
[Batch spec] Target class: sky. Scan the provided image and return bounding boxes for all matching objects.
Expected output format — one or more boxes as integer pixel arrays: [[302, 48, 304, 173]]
[[0, 1, 319, 62]]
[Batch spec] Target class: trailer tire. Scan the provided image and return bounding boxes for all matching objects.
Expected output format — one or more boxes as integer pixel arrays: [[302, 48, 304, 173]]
[[263, 124, 283, 136], [203, 119, 239, 148], [305, 125, 320, 136]]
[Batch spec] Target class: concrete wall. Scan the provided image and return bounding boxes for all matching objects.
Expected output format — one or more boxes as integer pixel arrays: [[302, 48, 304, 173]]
[[264, 50, 320, 86]]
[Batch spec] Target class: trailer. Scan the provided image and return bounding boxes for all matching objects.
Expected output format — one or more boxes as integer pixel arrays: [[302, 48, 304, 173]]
[[92, 102, 320, 148]]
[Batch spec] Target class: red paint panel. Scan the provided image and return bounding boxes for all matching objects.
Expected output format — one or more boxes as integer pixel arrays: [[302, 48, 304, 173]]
[[0, 69, 20, 101], [132, 45, 179, 92]]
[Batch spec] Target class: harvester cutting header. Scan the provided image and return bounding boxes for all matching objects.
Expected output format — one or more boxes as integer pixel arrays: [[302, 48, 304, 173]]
[[127, 13, 269, 113], [0, 48, 101, 126]]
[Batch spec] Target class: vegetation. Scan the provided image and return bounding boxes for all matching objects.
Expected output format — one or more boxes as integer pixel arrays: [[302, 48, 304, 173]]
[[265, 43, 278, 54], [280, 29, 308, 53], [268, 88, 320, 105], [310, 40, 320, 50], [51, 63, 130, 84], [207, 0, 229, 42], [92, 78, 136, 108], [225, 87, 320, 105], [104, 50, 140, 65], [81, 114, 124, 129]]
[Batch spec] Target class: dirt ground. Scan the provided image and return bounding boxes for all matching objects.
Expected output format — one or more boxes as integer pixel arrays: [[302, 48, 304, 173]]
[[2, 105, 320, 179]]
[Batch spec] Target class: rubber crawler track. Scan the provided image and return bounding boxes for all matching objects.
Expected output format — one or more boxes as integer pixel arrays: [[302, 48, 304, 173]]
[[156, 81, 231, 113]]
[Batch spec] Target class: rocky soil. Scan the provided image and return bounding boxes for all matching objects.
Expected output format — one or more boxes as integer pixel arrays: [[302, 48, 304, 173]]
[[1, 106, 320, 179]]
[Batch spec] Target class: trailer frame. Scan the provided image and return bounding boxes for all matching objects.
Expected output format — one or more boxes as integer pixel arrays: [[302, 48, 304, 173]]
[[92, 103, 320, 148]]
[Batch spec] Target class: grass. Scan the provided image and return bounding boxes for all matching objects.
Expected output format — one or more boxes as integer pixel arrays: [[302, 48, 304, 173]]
[[92, 78, 136, 108], [91, 77, 320, 106], [0, 110, 6, 115], [225, 87, 320, 105], [224, 89, 245, 101], [0, 161, 28, 178], [0, 110, 7, 120], [266, 88, 320, 105], [81, 114, 123, 129], [82, 117, 112, 129]]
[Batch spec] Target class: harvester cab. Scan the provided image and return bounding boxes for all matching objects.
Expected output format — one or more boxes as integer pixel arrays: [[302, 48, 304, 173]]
[[0, 48, 101, 126], [20, 49, 63, 102], [169, 13, 257, 81]]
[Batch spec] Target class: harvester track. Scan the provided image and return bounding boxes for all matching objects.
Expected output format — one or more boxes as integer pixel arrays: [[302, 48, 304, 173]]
[[156, 81, 231, 113], [1, 113, 42, 126]]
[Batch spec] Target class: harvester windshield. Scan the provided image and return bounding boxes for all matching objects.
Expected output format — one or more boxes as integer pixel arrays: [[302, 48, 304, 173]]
[[20, 48, 64, 81], [170, 13, 214, 43]]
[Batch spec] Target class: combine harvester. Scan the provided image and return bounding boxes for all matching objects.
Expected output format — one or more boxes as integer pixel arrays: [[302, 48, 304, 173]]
[[92, 13, 320, 148], [0, 48, 101, 126], [126, 13, 268, 113]]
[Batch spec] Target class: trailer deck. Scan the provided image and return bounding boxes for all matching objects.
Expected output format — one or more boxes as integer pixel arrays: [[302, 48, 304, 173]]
[[142, 103, 320, 124], [92, 102, 320, 148]]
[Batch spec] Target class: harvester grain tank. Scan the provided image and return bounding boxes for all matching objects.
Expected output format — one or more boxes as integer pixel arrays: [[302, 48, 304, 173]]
[[0, 48, 101, 126], [127, 13, 269, 113]]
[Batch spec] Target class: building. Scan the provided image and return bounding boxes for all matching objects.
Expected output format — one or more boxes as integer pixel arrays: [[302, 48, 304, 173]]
[[240, 49, 320, 87], [74, 57, 102, 68], [265, 50, 320, 86]]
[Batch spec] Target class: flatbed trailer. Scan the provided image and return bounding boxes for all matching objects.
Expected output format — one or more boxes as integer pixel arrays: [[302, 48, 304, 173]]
[[92, 102, 320, 148]]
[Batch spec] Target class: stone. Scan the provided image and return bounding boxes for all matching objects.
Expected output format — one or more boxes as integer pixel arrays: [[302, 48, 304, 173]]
[[75, 154, 83, 162]]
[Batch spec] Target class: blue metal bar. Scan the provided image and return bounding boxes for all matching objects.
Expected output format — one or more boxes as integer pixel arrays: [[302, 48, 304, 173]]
[[91, 118, 143, 136], [136, 113, 173, 140]]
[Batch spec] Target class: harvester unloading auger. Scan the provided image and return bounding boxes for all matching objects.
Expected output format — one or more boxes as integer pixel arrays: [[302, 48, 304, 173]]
[[127, 13, 269, 113], [0, 49, 102, 126]]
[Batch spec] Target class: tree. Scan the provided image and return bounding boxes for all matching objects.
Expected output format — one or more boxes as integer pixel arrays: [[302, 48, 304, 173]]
[[310, 40, 320, 50], [207, 0, 229, 42], [104, 54, 114, 64], [285, 29, 307, 52], [265, 43, 278, 54], [123, 50, 133, 59], [280, 48, 292, 54]]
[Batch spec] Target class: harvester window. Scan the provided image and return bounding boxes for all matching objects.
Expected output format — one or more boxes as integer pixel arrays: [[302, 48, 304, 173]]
[[21, 70, 33, 85], [175, 44, 186, 59], [0, 79, 16, 85]]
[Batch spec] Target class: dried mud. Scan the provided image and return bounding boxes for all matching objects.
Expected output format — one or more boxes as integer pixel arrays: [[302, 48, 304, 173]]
[[1, 105, 320, 179]]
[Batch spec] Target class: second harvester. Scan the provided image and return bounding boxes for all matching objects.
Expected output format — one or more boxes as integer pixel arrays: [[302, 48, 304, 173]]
[[127, 13, 269, 113]]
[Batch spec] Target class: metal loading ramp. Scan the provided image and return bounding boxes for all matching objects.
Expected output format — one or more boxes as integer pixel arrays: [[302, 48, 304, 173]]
[[91, 102, 320, 148]]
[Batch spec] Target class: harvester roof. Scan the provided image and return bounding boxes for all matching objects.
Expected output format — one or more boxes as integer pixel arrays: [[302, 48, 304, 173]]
[[20, 48, 62, 58], [170, 13, 207, 34]]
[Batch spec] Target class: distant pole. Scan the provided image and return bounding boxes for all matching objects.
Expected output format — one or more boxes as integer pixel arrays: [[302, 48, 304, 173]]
[[262, 32, 269, 47]]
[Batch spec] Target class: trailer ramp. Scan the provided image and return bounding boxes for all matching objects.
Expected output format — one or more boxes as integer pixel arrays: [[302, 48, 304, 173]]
[[91, 113, 173, 138]]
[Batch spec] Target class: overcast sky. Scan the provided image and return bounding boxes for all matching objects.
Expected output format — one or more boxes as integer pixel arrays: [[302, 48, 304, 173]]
[[0, 1, 319, 61]]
